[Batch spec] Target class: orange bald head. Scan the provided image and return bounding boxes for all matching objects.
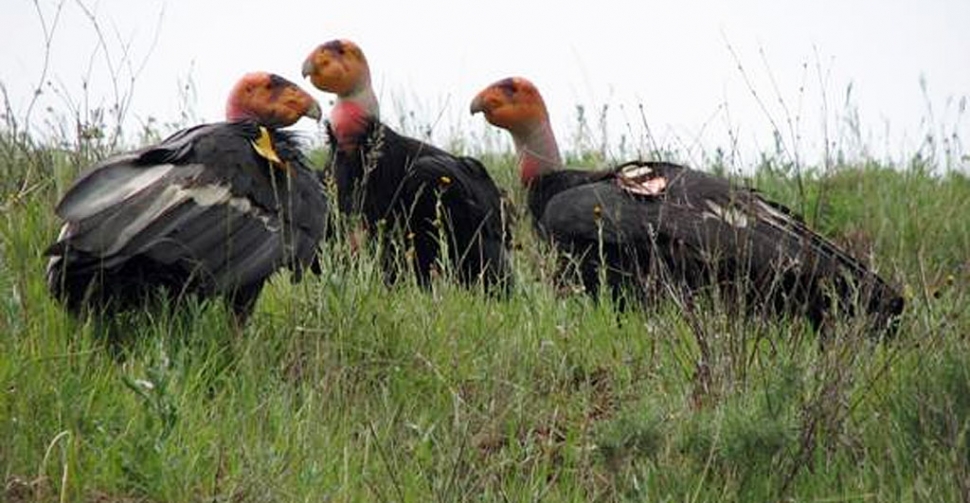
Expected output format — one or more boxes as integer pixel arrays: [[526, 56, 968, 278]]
[[470, 77, 550, 136], [225, 72, 322, 128], [472, 77, 563, 185], [302, 39, 371, 97]]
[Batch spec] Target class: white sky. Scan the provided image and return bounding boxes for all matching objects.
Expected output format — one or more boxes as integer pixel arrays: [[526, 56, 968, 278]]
[[2, 0, 968, 170]]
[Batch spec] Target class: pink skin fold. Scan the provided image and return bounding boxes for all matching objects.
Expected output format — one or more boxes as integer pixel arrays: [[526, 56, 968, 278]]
[[329, 100, 371, 151], [511, 122, 563, 187]]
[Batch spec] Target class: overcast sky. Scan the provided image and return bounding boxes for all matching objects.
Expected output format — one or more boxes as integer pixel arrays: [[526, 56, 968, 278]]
[[2, 0, 967, 169]]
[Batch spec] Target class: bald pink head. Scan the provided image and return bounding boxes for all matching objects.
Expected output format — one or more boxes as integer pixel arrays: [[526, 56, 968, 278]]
[[225, 72, 321, 128], [471, 77, 562, 185], [302, 39, 381, 151]]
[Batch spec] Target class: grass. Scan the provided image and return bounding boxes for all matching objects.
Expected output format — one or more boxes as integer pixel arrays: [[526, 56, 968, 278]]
[[2, 111, 970, 502]]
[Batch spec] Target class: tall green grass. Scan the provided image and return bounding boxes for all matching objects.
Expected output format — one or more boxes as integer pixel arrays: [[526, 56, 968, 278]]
[[2, 106, 969, 502]]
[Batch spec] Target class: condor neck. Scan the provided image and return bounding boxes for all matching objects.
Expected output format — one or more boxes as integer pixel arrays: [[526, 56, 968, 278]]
[[513, 121, 563, 187], [330, 84, 380, 151], [225, 101, 261, 125]]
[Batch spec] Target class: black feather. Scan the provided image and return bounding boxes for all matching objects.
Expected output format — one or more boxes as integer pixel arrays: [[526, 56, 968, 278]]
[[530, 161, 903, 336], [327, 119, 512, 292], [46, 120, 330, 322]]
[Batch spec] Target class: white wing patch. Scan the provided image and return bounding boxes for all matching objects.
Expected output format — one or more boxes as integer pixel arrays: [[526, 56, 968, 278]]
[[107, 182, 232, 255], [55, 222, 71, 241], [754, 199, 790, 223], [226, 196, 279, 233], [752, 198, 817, 246], [622, 165, 655, 179], [616, 165, 668, 196], [54, 158, 281, 258], [58, 162, 181, 221], [702, 199, 749, 228]]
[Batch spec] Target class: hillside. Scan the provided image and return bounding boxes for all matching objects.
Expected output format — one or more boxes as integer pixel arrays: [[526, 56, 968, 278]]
[[2, 127, 969, 501]]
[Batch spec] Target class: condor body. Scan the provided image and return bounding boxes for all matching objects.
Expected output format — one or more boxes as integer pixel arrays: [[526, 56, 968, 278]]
[[303, 39, 511, 292], [46, 72, 329, 321], [472, 77, 903, 334]]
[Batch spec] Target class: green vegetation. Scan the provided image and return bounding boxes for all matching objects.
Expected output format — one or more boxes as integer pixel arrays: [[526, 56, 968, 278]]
[[2, 110, 969, 502]]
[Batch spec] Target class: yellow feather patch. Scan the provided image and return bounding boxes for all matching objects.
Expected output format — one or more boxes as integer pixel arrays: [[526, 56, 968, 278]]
[[251, 126, 288, 172]]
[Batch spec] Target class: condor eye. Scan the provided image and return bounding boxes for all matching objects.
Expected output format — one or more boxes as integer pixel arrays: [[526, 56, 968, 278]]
[[268, 74, 288, 90], [498, 79, 517, 97], [323, 40, 345, 55]]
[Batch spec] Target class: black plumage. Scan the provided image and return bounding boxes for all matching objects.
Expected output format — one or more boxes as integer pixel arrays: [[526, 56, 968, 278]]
[[531, 161, 904, 333], [303, 39, 511, 292], [46, 120, 329, 321], [326, 118, 512, 291], [472, 76, 903, 335]]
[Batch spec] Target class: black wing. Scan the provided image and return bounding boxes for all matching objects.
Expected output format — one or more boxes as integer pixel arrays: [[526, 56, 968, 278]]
[[527, 168, 614, 235], [328, 120, 512, 290], [401, 152, 512, 286], [540, 161, 902, 328], [46, 121, 328, 314]]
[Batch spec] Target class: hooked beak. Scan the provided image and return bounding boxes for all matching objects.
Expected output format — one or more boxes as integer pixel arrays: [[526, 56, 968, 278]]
[[305, 99, 322, 121], [301, 57, 315, 79], [469, 92, 487, 115]]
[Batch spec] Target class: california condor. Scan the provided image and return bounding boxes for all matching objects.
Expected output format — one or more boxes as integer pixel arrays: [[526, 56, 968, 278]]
[[46, 72, 329, 324], [471, 76, 904, 334], [302, 39, 511, 292]]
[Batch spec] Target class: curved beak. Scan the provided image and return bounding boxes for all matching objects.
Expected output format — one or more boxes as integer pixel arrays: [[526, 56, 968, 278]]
[[301, 57, 315, 79], [469, 91, 487, 115], [305, 99, 322, 121]]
